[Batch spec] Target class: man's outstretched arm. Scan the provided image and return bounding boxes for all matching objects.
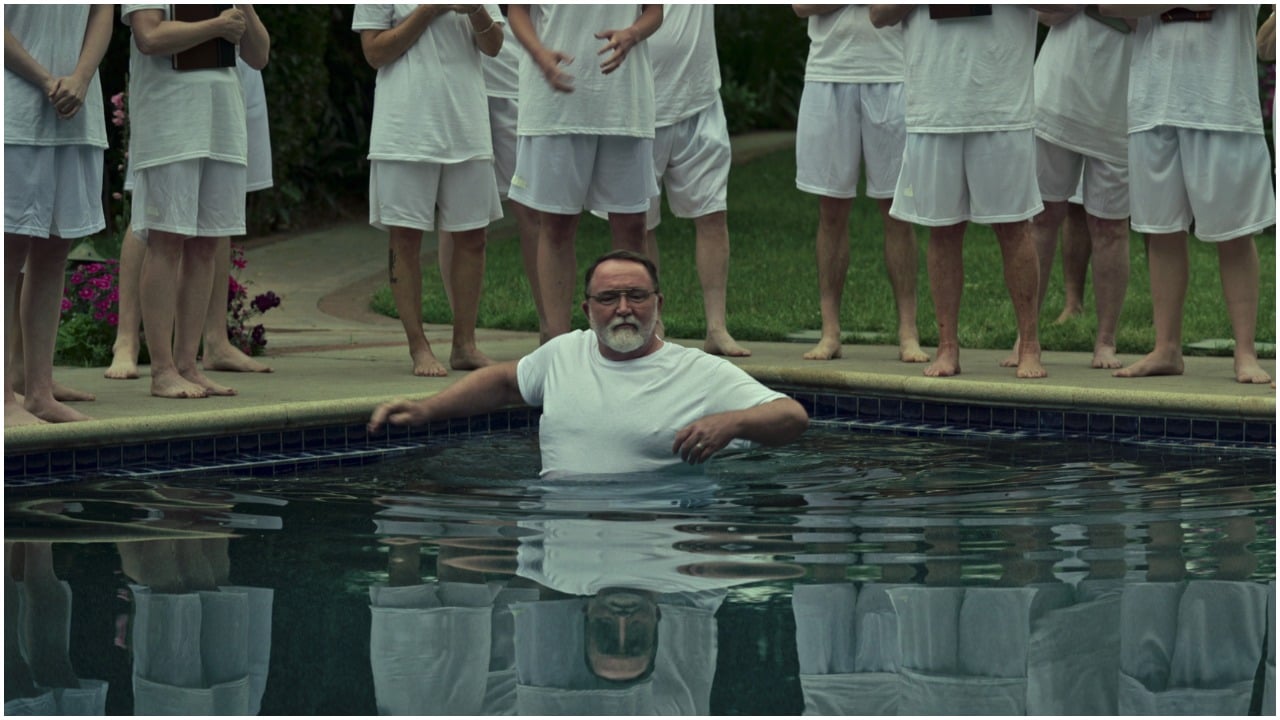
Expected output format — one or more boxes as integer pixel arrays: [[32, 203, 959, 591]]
[[672, 397, 810, 465], [368, 361, 525, 432]]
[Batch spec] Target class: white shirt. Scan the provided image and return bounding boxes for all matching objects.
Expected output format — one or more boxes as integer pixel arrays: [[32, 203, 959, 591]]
[[1034, 11, 1132, 164], [804, 4, 904, 85], [516, 330, 786, 477], [649, 4, 721, 127], [121, 4, 246, 170], [1128, 5, 1265, 135], [900, 5, 1037, 133], [516, 4, 656, 137], [353, 4, 501, 163], [482, 19, 521, 99], [3, 5, 108, 148]]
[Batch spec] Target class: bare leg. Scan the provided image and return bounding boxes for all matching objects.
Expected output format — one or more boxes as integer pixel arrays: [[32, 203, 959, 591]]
[[993, 220, 1046, 378], [20, 237, 91, 422], [389, 226, 447, 376], [201, 236, 271, 373], [5, 544, 39, 699], [4, 235, 43, 426], [511, 200, 547, 333], [1085, 214, 1129, 369], [1114, 232, 1187, 378], [693, 211, 749, 356], [105, 227, 144, 379], [610, 211, 657, 337], [1057, 202, 1091, 323], [537, 211, 580, 342], [1216, 235, 1270, 384], [643, 225, 664, 338], [141, 231, 208, 398], [924, 223, 966, 377], [8, 274, 95, 402], [17, 543, 78, 689], [804, 196, 851, 360], [877, 198, 927, 362], [1004, 200, 1067, 367], [174, 236, 234, 395], [446, 227, 493, 370], [438, 228, 455, 313]]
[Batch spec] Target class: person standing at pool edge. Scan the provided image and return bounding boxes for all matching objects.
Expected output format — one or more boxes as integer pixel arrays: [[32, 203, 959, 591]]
[[369, 250, 809, 476]]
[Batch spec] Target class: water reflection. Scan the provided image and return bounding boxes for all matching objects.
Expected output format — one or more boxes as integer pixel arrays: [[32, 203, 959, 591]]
[[2, 431, 1275, 715]]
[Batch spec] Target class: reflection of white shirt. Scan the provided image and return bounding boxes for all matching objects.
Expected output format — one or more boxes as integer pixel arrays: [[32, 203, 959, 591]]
[[3, 5, 108, 148], [900, 5, 1036, 133], [649, 4, 720, 127], [1034, 12, 1132, 164], [352, 4, 502, 163], [516, 331, 786, 476], [516, 4, 655, 137], [1128, 5, 1265, 134], [803, 4, 903, 84], [122, 4, 246, 170]]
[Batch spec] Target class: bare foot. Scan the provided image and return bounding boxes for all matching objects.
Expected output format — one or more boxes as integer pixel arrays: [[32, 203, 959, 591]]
[[1234, 356, 1272, 385], [202, 343, 272, 373], [5, 397, 46, 426], [924, 345, 960, 377], [1053, 305, 1083, 325], [450, 346, 494, 371], [899, 338, 929, 363], [411, 347, 449, 377], [150, 369, 209, 399], [1091, 345, 1122, 370], [1015, 341, 1047, 379], [104, 344, 140, 380], [9, 377, 96, 402], [999, 338, 1020, 368], [24, 396, 92, 423], [705, 330, 750, 357], [179, 366, 237, 396], [1113, 349, 1184, 378], [803, 336, 842, 361]]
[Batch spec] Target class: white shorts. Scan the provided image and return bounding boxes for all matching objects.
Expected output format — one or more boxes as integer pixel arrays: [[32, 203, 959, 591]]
[[890, 129, 1043, 227], [1128, 126, 1276, 242], [489, 96, 518, 199], [4, 144, 105, 239], [369, 158, 502, 233], [130, 158, 246, 241], [648, 97, 731, 229], [508, 134, 658, 215], [796, 81, 906, 199], [1035, 137, 1129, 220]]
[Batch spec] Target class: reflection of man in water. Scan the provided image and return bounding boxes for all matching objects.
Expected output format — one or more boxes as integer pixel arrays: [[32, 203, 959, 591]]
[[585, 587, 661, 682]]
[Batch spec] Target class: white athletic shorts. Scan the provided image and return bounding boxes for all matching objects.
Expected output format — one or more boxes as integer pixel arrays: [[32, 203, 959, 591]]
[[796, 81, 905, 199], [131, 158, 246, 242], [508, 134, 657, 215], [647, 97, 731, 229], [4, 144, 105, 239], [369, 158, 502, 233], [1128, 126, 1276, 242], [1036, 137, 1129, 220], [890, 129, 1043, 227], [489, 96, 518, 199]]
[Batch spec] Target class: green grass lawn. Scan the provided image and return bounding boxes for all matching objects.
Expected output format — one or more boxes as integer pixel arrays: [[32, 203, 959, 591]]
[[373, 148, 1276, 356]]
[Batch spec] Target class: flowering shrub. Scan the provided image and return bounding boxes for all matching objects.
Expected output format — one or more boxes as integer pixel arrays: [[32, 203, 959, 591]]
[[55, 261, 122, 367], [226, 244, 281, 356]]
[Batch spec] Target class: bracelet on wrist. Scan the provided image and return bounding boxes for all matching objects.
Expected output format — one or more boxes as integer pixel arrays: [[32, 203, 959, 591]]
[[472, 16, 495, 33]]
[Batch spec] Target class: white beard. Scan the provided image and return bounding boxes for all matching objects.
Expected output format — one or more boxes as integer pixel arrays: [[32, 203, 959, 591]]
[[596, 316, 650, 354]]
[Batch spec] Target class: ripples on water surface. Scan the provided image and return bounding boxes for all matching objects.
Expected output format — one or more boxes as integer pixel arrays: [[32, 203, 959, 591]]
[[4, 429, 1274, 715]]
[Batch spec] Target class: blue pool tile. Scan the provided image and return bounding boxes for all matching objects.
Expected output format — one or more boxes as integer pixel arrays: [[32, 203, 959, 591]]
[[215, 435, 239, 456], [1015, 409, 1040, 431], [168, 440, 193, 464], [323, 425, 346, 448], [835, 395, 859, 418], [1064, 412, 1088, 433], [855, 397, 879, 419], [1088, 414, 1114, 436], [992, 407, 1015, 429], [507, 409, 532, 430], [1191, 419, 1218, 442], [445, 417, 469, 436], [969, 405, 992, 428], [1217, 421, 1244, 443], [468, 414, 490, 434], [878, 398, 901, 421], [73, 448, 99, 473], [282, 430, 303, 452], [238, 434, 262, 454], [24, 453, 49, 475], [120, 444, 147, 465], [193, 437, 217, 461], [96, 446, 122, 470], [1244, 421, 1271, 444], [145, 442, 169, 463], [49, 451, 73, 475], [1039, 411, 1064, 433], [1139, 416, 1165, 439], [941, 403, 966, 425], [901, 401, 923, 422], [303, 427, 327, 450], [1114, 415, 1138, 436], [923, 402, 946, 423], [257, 432, 282, 453], [1165, 418, 1191, 439]]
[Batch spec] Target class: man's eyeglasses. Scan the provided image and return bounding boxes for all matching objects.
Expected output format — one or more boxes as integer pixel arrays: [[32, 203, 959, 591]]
[[586, 288, 658, 306]]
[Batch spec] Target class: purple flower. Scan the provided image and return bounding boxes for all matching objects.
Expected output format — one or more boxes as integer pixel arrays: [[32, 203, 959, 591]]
[[92, 276, 112, 289], [108, 288, 119, 302], [94, 310, 106, 321], [84, 263, 102, 274], [70, 272, 84, 285], [95, 298, 111, 311], [106, 312, 118, 327], [78, 286, 96, 300], [251, 291, 280, 313], [60, 298, 72, 314]]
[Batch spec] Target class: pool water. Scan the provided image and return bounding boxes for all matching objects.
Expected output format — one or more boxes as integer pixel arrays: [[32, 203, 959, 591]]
[[4, 428, 1274, 715]]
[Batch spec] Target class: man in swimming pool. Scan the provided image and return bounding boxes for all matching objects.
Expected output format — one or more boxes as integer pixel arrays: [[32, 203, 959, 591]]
[[368, 250, 809, 476]]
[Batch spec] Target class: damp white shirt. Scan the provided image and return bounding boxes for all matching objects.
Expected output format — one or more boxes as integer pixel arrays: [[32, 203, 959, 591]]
[[1034, 11, 1132, 164], [353, 4, 502, 163], [482, 19, 521, 99], [516, 330, 786, 477], [803, 4, 904, 85], [649, 4, 721, 127]]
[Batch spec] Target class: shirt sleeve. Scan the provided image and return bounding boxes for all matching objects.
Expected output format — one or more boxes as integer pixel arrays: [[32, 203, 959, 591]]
[[351, 4, 394, 32], [697, 354, 787, 416], [121, 4, 167, 25], [516, 335, 565, 408]]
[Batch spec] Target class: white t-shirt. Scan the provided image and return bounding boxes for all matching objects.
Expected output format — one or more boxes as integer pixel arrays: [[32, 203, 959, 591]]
[[353, 4, 501, 163], [649, 4, 721, 127], [804, 4, 904, 84], [4, 5, 109, 148], [483, 19, 521, 99], [121, 5, 246, 170], [515, 4, 656, 137], [1128, 5, 1265, 135], [900, 5, 1037, 133], [1034, 12, 1132, 164], [516, 330, 787, 477]]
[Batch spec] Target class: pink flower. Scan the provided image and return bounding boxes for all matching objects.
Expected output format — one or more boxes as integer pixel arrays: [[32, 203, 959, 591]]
[[106, 312, 118, 327], [70, 272, 84, 285], [94, 310, 106, 321], [60, 298, 72, 313], [110, 92, 124, 109], [84, 263, 102, 274], [232, 255, 247, 270], [78, 286, 95, 300], [95, 298, 111, 311], [108, 288, 119, 302], [112, 191, 123, 200], [92, 276, 111, 290]]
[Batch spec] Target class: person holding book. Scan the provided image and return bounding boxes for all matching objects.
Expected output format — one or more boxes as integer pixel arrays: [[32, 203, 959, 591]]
[[354, 4, 505, 377], [119, 4, 268, 399], [4, 4, 113, 425]]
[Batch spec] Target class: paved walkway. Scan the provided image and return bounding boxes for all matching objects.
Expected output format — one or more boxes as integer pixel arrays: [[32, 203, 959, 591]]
[[6, 131, 1275, 453]]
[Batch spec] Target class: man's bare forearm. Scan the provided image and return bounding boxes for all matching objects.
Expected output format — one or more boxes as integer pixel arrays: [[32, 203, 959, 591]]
[[728, 398, 810, 447], [869, 4, 913, 27]]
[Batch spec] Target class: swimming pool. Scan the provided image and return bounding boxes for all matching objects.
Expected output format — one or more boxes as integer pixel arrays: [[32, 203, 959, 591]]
[[4, 427, 1274, 715]]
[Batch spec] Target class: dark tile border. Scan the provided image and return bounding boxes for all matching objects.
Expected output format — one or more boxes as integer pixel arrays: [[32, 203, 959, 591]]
[[6, 387, 1274, 487]]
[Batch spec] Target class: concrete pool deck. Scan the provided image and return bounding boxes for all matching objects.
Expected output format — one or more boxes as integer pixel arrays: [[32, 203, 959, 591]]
[[4, 129, 1275, 456]]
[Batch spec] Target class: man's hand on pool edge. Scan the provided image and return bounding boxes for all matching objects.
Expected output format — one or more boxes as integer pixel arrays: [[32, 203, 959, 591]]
[[368, 398, 429, 433]]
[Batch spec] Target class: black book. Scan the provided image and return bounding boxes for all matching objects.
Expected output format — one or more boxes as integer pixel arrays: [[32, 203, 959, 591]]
[[171, 4, 236, 71]]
